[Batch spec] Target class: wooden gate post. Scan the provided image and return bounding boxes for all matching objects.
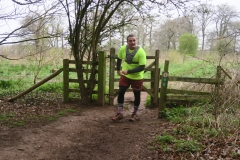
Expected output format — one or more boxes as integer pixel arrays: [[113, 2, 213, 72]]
[[109, 48, 116, 105], [158, 60, 169, 118], [150, 50, 160, 107], [213, 66, 221, 115], [154, 50, 160, 106], [63, 59, 69, 103], [98, 51, 106, 106], [150, 69, 154, 107]]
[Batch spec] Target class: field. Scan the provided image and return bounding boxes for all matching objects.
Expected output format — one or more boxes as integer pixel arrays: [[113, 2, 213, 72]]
[[0, 51, 240, 159]]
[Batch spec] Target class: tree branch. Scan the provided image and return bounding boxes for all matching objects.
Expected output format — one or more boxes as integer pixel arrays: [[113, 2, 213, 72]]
[[12, 0, 42, 5]]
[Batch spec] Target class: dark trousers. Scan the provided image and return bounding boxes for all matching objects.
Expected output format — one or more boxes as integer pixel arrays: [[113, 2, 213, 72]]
[[117, 85, 141, 106]]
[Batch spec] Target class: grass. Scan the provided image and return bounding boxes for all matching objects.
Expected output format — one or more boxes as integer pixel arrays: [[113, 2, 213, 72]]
[[0, 51, 240, 158], [58, 108, 76, 115], [0, 113, 15, 125], [0, 108, 78, 128], [149, 102, 240, 157], [46, 116, 59, 122], [153, 133, 203, 153], [0, 51, 226, 101], [37, 82, 63, 92], [13, 120, 26, 126], [149, 53, 240, 156], [164, 59, 216, 78]]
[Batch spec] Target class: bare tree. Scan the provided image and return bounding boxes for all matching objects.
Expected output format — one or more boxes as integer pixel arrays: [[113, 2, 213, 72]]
[[153, 16, 194, 52], [12, 0, 42, 5], [228, 21, 240, 53], [214, 4, 238, 38], [0, 0, 61, 59], [195, 3, 214, 50], [208, 4, 239, 54], [59, 0, 137, 103], [17, 2, 65, 84], [59, 0, 199, 103]]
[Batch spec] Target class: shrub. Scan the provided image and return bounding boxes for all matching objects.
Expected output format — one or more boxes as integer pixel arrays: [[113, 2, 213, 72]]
[[178, 33, 198, 56]]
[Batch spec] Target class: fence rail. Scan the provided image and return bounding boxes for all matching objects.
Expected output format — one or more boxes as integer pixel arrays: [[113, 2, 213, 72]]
[[157, 60, 225, 118], [6, 48, 228, 117], [63, 52, 106, 105]]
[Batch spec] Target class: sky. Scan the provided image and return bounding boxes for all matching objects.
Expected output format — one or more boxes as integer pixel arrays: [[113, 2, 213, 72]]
[[210, 0, 240, 10], [1, 0, 240, 45]]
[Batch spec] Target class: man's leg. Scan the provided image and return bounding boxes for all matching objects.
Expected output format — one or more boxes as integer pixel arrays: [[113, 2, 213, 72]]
[[112, 76, 130, 121], [129, 79, 143, 121], [132, 90, 141, 115], [117, 85, 129, 114]]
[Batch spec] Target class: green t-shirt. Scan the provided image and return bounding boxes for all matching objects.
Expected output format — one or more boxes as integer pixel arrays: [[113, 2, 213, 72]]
[[118, 45, 146, 80]]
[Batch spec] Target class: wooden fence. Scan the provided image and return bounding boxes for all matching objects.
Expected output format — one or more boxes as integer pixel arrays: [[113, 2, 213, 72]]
[[157, 62, 228, 117], [63, 52, 106, 105], [7, 69, 63, 102], [107, 51, 227, 118], [7, 48, 228, 118]]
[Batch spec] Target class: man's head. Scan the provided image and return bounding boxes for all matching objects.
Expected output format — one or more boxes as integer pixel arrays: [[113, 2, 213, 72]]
[[127, 34, 137, 50]]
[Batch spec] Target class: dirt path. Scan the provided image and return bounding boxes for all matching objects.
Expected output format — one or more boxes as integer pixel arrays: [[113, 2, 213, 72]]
[[0, 92, 172, 160]]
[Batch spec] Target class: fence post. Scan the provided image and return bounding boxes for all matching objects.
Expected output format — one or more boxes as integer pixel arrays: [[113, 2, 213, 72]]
[[151, 69, 154, 107], [151, 50, 160, 107], [109, 48, 116, 106], [216, 66, 221, 85], [154, 50, 160, 106], [158, 60, 169, 118], [213, 66, 221, 115], [63, 59, 69, 103], [98, 51, 106, 106]]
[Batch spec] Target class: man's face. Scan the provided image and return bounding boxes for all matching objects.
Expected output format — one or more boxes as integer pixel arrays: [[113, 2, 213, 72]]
[[127, 36, 136, 50]]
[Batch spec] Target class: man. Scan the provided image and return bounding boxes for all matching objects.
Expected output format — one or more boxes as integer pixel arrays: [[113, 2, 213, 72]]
[[112, 34, 146, 122]]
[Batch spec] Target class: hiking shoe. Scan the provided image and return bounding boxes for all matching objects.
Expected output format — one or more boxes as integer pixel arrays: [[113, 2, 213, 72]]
[[129, 114, 139, 122], [112, 113, 123, 121]]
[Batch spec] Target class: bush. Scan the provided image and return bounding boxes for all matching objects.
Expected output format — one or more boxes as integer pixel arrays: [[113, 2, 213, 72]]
[[178, 33, 198, 56]]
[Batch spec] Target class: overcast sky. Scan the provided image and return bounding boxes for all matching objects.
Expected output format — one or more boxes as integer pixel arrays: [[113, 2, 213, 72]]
[[211, 0, 240, 10], [1, 0, 240, 44]]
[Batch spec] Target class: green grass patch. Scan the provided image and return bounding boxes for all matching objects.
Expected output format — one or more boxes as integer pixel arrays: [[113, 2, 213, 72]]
[[13, 120, 26, 126], [151, 102, 240, 157], [174, 139, 203, 152], [0, 107, 79, 128], [160, 106, 189, 123], [37, 82, 63, 92], [145, 95, 151, 107], [0, 113, 26, 127], [0, 80, 15, 89], [153, 134, 203, 153], [156, 135, 175, 144], [46, 116, 59, 122], [58, 108, 76, 115]]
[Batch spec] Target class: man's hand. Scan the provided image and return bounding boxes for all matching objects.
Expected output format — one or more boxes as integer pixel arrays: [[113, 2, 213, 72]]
[[121, 70, 128, 75], [117, 71, 123, 76], [117, 70, 128, 76]]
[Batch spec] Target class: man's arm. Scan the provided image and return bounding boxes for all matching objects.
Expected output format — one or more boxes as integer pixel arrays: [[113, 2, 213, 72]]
[[117, 58, 122, 71], [116, 58, 123, 76], [128, 65, 145, 73]]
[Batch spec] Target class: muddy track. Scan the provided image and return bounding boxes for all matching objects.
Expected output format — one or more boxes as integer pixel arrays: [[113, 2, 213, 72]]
[[0, 92, 173, 160]]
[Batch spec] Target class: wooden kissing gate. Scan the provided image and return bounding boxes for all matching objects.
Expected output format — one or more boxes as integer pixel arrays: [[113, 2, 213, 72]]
[[7, 48, 227, 118]]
